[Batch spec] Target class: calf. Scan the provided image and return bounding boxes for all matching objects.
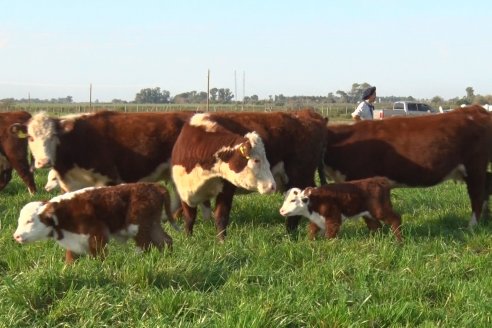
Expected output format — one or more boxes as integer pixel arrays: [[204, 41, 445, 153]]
[[13, 183, 177, 263], [44, 169, 67, 192], [279, 177, 402, 241]]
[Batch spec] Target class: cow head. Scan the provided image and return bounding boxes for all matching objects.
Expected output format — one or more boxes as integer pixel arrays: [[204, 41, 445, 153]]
[[10, 112, 75, 169], [218, 132, 276, 194], [13, 201, 58, 243], [279, 187, 311, 217], [44, 169, 59, 192]]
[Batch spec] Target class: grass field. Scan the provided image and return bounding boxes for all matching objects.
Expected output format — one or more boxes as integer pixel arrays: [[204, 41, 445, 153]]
[[1, 170, 492, 327]]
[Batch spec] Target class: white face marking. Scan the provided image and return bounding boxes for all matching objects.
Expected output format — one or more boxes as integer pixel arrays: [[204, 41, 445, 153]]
[[44, 169, 60, 191], [27, 112, 60, 168], [279, 188, 310, 217], [57, 166, 113, 192], [13, 201, 53, 243]]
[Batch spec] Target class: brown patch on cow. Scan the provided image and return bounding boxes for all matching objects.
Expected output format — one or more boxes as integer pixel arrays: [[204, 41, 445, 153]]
[[306, 177, 402, 241]]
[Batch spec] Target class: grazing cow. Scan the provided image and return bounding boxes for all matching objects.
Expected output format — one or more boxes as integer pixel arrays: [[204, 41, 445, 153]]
[[279, 177, 402, 241], [172, 108, 327, 240], [13, 183, 176, 263], [10, 110, 200, 212], [0, 111, 36, 193], [324, 104, 492, 227]]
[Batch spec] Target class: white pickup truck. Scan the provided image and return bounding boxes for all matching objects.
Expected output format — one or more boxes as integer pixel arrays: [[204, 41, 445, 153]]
[[373, 101, 437, 120]]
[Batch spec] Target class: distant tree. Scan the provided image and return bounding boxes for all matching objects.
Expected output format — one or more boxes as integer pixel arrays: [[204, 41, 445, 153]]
[[217, 88, 234, 103], [250, 95, 259, 102], [135, 87, 170, 103], [210, 88, 218, 102], [348, 82, 371, 102], [335, 90, 349, 103], [431, 96, 444, 104], [465, 87, 475, 100], [111, 99, 127, 104]]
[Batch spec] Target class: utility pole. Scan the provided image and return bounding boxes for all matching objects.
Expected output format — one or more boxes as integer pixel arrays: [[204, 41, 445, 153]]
[[234, 70, 237, 109], [207, 70, 210, 112], [89, 83, 92, 111]]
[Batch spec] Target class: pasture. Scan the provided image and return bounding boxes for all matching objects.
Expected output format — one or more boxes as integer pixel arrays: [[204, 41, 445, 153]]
[[0, 170, 492, 327]]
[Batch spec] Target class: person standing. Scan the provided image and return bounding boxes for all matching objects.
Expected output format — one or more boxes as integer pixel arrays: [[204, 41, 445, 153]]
[[352, 86, 376, 121]]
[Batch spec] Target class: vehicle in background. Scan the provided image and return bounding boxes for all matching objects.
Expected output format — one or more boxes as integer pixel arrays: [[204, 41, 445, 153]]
[[373, 101, 437, 120]]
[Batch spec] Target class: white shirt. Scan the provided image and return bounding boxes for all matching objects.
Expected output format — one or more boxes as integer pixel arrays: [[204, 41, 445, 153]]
[[351, 100, 374, 120]]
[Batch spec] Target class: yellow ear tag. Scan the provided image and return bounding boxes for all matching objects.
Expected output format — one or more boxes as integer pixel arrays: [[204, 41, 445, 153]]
[[17, 131, 28, 139], [239, 145, 251, 160]]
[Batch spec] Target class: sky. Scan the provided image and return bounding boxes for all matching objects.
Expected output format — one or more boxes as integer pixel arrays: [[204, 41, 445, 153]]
[[0, 0, 490, 102]]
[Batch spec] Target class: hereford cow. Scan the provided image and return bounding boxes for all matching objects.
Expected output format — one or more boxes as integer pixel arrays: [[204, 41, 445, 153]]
[[13, 183, 176, 263], [324, 104, 492, 228], [10, 110, 204, 213], [0, 111, 36, 193], [172, 108, 327, 240], [280, 177, 402, 241]]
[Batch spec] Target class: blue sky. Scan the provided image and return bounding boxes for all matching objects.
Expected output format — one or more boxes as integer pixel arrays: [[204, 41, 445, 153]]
[[0, 1, 490, 102]]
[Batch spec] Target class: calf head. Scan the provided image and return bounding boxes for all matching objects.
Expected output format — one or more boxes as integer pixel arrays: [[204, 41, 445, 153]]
[[10, 112, 75, 169], [279, 187, 311, 217], [13, 201, 58, 243], [44, 169, 59, 192], [218, 132, 276, 194]]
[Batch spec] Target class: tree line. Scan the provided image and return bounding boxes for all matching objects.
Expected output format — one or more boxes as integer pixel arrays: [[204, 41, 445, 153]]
[[2, 83, 491, 107]]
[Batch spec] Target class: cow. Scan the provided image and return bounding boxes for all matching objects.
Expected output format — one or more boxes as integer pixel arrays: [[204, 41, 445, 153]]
[[171, 108, 327, 241], [0, 111, 36, 194], [44, 169, 66, 192], [13, 183, 176, 263], [9, 110, 209, 215], [279, 177, 402, 241], [323, 104, 492, 228]]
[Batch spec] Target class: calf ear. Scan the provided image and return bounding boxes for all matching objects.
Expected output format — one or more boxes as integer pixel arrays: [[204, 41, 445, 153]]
[[9, 123, 28, 139], [60, 119, 75, 134], [40, 203, 59, 226]]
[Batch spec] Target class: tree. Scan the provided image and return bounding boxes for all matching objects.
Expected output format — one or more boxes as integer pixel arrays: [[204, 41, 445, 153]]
[[431, 96, 444, 104], [465, 87, 475, 100], [134, 87, 170, 103], [217, 88, 234, 103], [210, 88, 218, 102]]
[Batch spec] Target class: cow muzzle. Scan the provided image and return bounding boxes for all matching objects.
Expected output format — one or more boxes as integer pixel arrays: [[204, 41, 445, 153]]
[[258, 181, 276, 194], [35, 158, 52, 169]]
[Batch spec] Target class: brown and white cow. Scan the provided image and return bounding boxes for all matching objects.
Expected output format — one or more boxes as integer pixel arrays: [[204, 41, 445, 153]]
[[324, 104, 492, 228], [13, 183, 176, 263], [0, 111, 36, 193], [279, 177, 402, 241], [10, 110, 205, 213], [172, 108, 327, 240]]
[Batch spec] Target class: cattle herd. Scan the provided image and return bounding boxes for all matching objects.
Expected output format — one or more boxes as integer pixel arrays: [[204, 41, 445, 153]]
[[2, 104, 492, 263]]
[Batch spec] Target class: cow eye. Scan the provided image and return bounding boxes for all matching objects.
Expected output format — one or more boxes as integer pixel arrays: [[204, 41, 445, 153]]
[[28, 136, 34, 142], [254, 159, 260, 164]]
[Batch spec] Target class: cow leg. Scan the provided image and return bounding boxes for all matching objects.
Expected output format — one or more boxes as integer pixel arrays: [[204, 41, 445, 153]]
[[181, 201, 198, 236], [308, 222, 321, 240], [9, 156, 36, 194], [363, 216, 383, 233], [370, 204, 403, 242], [88, 232, 109, 260], [324, 216, 341, 239], [149, 221, 173, 251], [0, 168, 12, 191], [214, 181, 236, 242], [465, 167, 487, 227], [65, 250, 80, 264]]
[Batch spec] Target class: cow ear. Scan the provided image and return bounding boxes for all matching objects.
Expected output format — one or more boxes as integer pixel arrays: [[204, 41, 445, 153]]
[[9, 123, 28, 139], [303, 187, 314, 196], [238, 141, 252, 160], [60, 119, 75, 134], [40, 203, 59, 226]]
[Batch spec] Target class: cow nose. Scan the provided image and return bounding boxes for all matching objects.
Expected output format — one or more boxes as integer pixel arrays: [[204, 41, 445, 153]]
[[36, 159, 51, 168], [13, 234, 22, 243]]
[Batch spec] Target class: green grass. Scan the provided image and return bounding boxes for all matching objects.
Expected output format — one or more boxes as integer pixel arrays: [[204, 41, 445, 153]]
[[1, 171, 492, 327]]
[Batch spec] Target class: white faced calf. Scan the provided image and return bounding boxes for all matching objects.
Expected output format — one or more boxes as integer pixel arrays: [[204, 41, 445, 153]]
[[279, 177, 402, 241], [14, 183, 177, 263]]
